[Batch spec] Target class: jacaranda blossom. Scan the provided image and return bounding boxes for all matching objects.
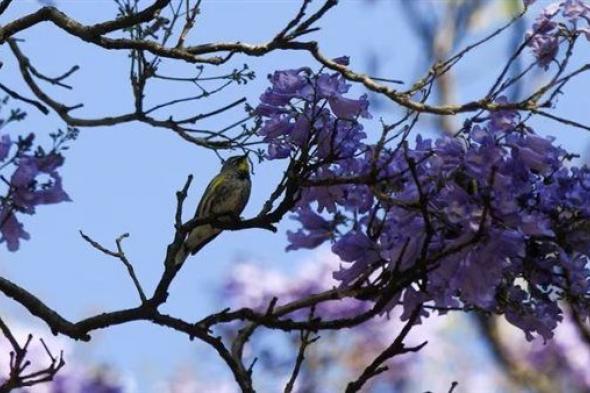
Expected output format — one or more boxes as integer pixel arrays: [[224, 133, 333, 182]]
[[0, 127, 73, 252], [255, 58, 590, 342], [527, 0, 590, 69]]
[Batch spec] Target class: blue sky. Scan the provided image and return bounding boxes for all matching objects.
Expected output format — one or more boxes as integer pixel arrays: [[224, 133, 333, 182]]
[[0, 0, 589, 391]]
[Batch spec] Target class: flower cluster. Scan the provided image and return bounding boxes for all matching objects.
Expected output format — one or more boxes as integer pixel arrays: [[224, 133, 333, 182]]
[[255, 63, 590, 341], [256, 57, 370, 161], [526, 0, 590, 69], [0, 101, 74, 252]]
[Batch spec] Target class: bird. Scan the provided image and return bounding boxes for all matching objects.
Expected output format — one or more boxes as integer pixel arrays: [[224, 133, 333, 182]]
[[174, 154, 252, 266]]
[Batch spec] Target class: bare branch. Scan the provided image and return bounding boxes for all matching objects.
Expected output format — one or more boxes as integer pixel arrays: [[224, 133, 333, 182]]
[[0, 82, 48, 114], [175, 0, 201, 48], [0, 0, 336, 66], [533, 109, 590, 132], [345, 307, 426, 393], [28, 64, 80, 90], [0, 1, 172, 42], [0, 318, 65, 393], [0, 0, 13, 16], [80, 231, 147, 303], [0, 317, 20, 352], [284, 313, 319, 393]]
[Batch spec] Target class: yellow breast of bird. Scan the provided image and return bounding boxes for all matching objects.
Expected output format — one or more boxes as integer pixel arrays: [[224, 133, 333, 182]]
[[209, 177, 251, 217]]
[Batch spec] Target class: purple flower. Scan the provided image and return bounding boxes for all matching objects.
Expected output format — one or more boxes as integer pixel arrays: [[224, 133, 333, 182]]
[[254, 103, 290, 117], [507, 298, 562, 342], [562, 0, 590, 20], [297, 166, 348, 213], [527, 5, 560, 68], [0, 151, 71, 251], [315, 73, 350, 99], [509, 133, 562, 174], [332, 231, 375, 262], [0, 134, 10, 161], [286, 208, 334, 251], [560, 252, 590, 296], [316, 121, 367, 160], [332, 231, 380, 285], [526, 0, 590, 68], [289, 113, 314, 147], [519, 213, 555, 236], [378, 210, 427, 271], [255, 65, 369, 162], [0, 208, 30, 251], [529, 35, 559, 70], [340, 183, 373, 214], [464, 142, 502, 178], [489, 97, 520, 132], [332, 55, 350, 65], [267, 141, 291, 159], [11, 153, 71, 214], [259, 68, 311, 106], [328, 94, 371, 120], [437, 183, 479, 225], [258, 115, 293, 140], [400, 286, 430, 323]]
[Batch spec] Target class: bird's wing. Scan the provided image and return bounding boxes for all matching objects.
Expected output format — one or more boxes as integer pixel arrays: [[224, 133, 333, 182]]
[[195, 172, 226, 218], [238, 178, 252, 213]]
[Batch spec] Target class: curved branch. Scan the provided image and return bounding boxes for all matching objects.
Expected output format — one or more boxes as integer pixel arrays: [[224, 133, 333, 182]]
[[0, 82, 48, 114], [0, 1, 171, 42], [0, 276, 89, 340], [0, 0, 337, 66], [345, 307, 426, 393]]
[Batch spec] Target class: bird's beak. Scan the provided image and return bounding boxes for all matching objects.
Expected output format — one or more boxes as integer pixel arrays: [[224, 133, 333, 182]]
[[239, 153, 250, 172]]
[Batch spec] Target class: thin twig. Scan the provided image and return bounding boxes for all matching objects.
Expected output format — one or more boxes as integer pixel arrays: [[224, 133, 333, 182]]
[[28, 64, 79, 90], [79, 231, 147, 303], [345, 307, 426, 393], [284, 307, 320, 393], [0, 82, 48, 114]]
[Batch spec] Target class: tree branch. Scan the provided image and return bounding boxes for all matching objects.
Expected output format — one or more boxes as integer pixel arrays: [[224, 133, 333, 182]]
[[0, 82, 48, 114], [0, 317, 65, 393], [79, 231, 147, 303], [0, 0, 12, 17], [345, 307, 426, 393], [284, 311, 319, 393]]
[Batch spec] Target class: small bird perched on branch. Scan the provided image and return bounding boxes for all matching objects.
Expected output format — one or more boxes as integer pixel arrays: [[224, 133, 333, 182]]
[[174, 154, 251, 266]]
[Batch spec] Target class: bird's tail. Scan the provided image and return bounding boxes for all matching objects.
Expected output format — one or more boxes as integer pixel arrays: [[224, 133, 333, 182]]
[[173, 224, 222, 266]]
